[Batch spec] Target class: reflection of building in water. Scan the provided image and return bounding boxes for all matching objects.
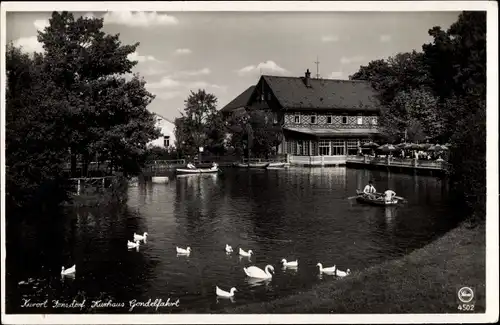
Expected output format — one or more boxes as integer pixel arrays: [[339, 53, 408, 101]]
[[385, 207, 396, 232]]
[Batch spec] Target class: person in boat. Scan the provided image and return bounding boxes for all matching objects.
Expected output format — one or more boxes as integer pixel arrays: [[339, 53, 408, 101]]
[[384, 189, 397, 203], [211, 162, 218, 170], [186, 162, 196, 169], [363, 181, 378, 199]]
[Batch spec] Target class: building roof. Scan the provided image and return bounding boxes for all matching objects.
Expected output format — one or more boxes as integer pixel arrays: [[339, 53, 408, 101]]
[[283, 126, 380, 137], [220, 86, 256, 113], [262, 75, 380, 112], [153, 113, 175, 124]]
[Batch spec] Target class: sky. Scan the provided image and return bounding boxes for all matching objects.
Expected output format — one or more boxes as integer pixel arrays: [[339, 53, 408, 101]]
[[6, 11, 460, 121]]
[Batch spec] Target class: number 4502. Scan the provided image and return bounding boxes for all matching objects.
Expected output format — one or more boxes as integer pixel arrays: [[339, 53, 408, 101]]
[[458, 304, 474, 311]]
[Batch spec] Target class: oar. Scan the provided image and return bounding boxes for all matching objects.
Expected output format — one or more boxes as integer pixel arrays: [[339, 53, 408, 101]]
[[394, 196, 406, 201], [347, 195, 359, 200]]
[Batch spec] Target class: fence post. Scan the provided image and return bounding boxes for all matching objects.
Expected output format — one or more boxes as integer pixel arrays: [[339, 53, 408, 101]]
[[77, 179, 81, 196], [102, 177, 105, 191]]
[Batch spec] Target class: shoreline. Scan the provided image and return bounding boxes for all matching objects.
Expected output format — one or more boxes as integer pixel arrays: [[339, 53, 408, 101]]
[[221, 222, 486, 314]]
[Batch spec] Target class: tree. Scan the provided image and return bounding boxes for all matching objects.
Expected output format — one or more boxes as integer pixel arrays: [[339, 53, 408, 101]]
[[36, 11, 159, 176]]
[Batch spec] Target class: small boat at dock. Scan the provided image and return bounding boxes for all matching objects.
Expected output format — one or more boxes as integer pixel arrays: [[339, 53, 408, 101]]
[[235, 162, 270, 168], [355, 190, 398, 206], [176, 167, 219, 175], [266, 162, 287, 169]]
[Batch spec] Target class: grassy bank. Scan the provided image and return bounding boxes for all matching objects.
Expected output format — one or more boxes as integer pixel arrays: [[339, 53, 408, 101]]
[[223, 222, 486, 313]]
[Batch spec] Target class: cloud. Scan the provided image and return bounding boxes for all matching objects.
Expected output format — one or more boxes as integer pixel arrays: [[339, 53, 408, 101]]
[[380, 34, 392, 43], [236, 60, 289, 76], [127, 51, 160, 63], [155, 91, 183, 100], [33, 19, 49, 31], [327, 71, 344, 79], [321, 35, 339, 43], [103, 11, 179, 28], [146, 77, 181, 90], [174, 48, 192, 55], [141, 66, 169, 76], [12, 36, 44, 54], [186, 81, 226, 91], [340, 56, 365, 65], [173, 68, 211, 78]]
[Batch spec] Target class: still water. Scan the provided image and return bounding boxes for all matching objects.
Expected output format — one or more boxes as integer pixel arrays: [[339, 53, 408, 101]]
[[6, 167, 457, 314]]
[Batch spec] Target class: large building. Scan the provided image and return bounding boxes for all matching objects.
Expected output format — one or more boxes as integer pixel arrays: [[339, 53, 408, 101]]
[[221, 69, 382, 165], [147, 113, 177, 149]]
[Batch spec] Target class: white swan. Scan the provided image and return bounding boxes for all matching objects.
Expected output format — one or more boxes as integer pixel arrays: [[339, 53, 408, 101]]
[[281, 259, 298, 268], [61, 264, 76, 275], [244, 265, 274, 279], [239, 248, 253, 257], [225, 244, 233, 253], [127, 240, 140, 249], [176, 246, 191, 255], [316, 263, 336, 275], [216, 286, 237, 298], [335, 267, 351, 277], [134, 232, 148, 242]]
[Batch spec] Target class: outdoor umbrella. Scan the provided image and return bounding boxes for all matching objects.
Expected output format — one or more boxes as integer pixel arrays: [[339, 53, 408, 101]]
[[428, 144, 449, 152], [408, 143, 421, 150], [377, 144, 398, 153], [361, 141, 380, 149], [418, 143, 432, 150]]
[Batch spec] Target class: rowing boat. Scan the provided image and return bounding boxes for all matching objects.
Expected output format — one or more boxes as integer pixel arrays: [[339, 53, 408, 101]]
[[355, 190, 398, 206], [176, 167, 219, 174], [266, 162, 286, 168], [235, 163, 249, 168], [249, 162, 270, 168]]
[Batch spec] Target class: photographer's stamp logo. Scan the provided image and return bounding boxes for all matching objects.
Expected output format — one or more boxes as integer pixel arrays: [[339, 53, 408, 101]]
[[457, 286, 474, 303]]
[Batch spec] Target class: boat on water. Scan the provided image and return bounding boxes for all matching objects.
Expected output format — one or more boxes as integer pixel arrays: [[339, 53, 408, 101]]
[[355, 190, 398, 206], [266, 162, 287, 168], [176, 167, 219, 175], [235, 162, 270, 168], [235, 163, 249, 168]]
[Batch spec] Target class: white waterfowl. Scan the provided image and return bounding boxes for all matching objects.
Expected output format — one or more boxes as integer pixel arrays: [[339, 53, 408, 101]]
[[61, 265, 76, 275], [225, 244, 233, 253], [243, 265, 274, 279], [239, 248, 253, 257], [316, 263, 336, 275], [176, 246, 191, 255], [281, 259, 298, 268], [335, 267, 351, 277], [134, 232, 148, 242], [216, 286, 237, 298], [127, 240, 140, 249]]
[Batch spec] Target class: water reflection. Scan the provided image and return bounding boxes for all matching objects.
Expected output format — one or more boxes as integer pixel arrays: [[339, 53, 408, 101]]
[[7, 167, 457, 314]]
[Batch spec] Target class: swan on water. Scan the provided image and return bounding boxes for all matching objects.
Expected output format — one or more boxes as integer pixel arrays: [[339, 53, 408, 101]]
[[216, 286, 237, 298], [243, 265, 274, 279], [134, 232, 148, 242], [316, 263, 336, 275], [335, 267, 351, 277], [61, 265, 76, 275], [127, 240, 140, 249], [225, 244, 233, 253], [176, 246, 191, 255], [239, 248, 253, 257], [281, 259, 298, 268]]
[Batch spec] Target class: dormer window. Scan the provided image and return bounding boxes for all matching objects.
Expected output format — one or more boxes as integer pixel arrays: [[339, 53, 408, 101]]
[[342, 116, 348, 124], [371, 117, 378, 125], [357, 116, 363, 125], [310, 115, 317, 124], [327, 116, 332, 124]]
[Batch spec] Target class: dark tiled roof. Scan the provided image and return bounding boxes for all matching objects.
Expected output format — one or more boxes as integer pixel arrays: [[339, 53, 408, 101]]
[[220, 86, 256, 112], [263, 76, 380, 112]]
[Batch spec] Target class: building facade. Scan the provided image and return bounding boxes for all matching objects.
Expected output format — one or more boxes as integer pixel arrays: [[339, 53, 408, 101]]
[[147, 113, 177, 149], [221, 69, 381, 165]]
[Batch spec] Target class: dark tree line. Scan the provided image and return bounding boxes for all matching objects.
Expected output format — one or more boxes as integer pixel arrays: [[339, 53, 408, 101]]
[[6, 12, 161, 212], [350, 11, 486, 223]]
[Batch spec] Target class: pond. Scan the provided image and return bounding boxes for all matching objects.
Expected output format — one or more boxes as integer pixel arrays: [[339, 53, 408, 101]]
[[6, 167, 458, 314]]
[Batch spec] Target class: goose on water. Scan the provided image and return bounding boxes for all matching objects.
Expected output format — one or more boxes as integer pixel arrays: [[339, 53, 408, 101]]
[[316, 263, 336, 275], [239, 248, 253, 257], [243, 265, 274, 279], [61, 265, 76, 275], [281, 259, 298, 268], [216, 286, 237, 298], [335, 267, 351, 277], [176, 246, 191, 255], [225, 244, 233, 253], [134, 232, 148, 242], [127, 240, 140, 249]]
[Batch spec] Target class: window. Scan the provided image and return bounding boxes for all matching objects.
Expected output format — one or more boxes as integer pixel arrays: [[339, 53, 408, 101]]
[[267, 92, 271, 100], [318, 140, 330, 156], [297, 140, 304, 156], [357, 116, 363, 125], [287, 140, 296, 155], [342, 116, 348, 124], [294, 113, 301, 124], [371, 117, 378, 125], [303, 141, 310, 156], [310, 115, 317, 124], [347, 139, 358, 155], [163, 135, 170, 147], [327, 116, 332, 124], [331, 139, 345, 156]]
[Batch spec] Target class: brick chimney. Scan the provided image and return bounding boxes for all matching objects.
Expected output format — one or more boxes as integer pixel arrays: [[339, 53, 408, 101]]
[[304, 69, 311, 87]]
